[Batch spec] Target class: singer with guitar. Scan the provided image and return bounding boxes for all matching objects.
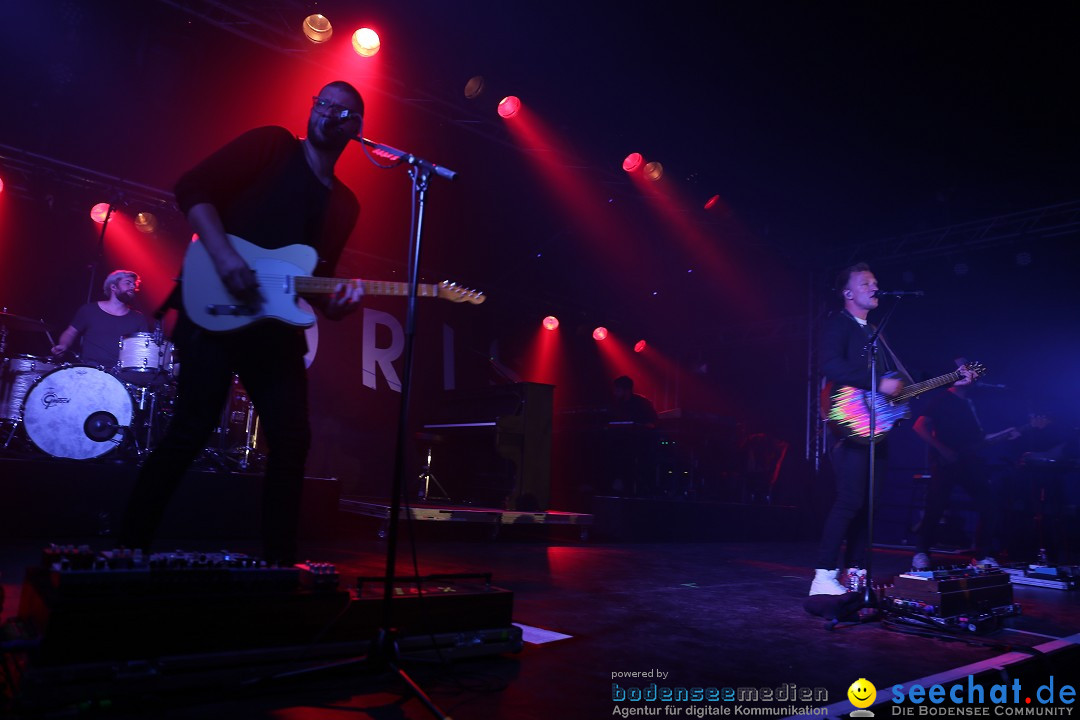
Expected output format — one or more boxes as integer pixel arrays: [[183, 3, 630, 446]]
[[810, 263, 975, 596], [119, 81, 367, 565]]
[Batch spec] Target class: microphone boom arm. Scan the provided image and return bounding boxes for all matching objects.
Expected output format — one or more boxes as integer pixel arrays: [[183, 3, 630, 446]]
[[353, 136, 457, 182]]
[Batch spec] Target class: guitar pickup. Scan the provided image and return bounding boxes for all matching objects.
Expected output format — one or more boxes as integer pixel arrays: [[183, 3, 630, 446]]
[[206, 304, 258, 316]]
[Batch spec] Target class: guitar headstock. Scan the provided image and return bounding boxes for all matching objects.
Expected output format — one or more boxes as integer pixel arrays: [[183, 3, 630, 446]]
[[438, 280, 486, 305], [963, 361, 987, 380]]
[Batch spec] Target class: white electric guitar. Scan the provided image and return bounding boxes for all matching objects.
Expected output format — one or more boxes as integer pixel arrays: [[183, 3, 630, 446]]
[[182, 235, 485, 332]]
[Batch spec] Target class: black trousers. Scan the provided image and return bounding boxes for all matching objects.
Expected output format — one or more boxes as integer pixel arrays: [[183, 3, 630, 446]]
[[120, 314, 311, 563], [814, 440, 885, 570], [916, 454, 999, 558]]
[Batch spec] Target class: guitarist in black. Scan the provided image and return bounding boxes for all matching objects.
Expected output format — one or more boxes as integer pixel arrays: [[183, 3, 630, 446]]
[[810, 263, 973, 595], [911, 361, 1020, 570], [120, 81, 366, 565]]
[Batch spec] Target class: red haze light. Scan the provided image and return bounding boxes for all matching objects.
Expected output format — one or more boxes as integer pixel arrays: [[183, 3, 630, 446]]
[[622, 153, 644, 173], [542, 315, 559, 331], [498, 96, 521, 119], [90, 202, 111, 223], [634, 340, 647, 353], [592, 327, 608, 341]]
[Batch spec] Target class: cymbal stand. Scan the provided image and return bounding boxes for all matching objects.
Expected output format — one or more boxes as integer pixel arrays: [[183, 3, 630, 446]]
[[232, 402, 263, 471]]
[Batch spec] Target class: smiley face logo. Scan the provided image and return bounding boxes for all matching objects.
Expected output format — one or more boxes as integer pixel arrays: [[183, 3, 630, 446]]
[[847, 678, 877, 709]]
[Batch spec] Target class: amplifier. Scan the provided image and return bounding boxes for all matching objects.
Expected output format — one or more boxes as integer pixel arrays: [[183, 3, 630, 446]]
[[881, 567, 1020, 633], [16, 546, 514, 666]]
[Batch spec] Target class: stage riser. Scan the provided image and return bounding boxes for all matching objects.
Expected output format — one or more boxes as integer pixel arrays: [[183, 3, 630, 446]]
[[0, 458, 339, 542], [589, 496, 813, 542]]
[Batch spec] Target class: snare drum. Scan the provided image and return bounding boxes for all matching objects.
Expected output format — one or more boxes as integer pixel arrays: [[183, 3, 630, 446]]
[[0, 354, 58, 421], [23, 365, 133, 459], [117, 332, 173, 385]]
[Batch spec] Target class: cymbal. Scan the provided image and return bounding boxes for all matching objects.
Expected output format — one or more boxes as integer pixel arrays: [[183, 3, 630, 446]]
[[0, 309, 48, 333]]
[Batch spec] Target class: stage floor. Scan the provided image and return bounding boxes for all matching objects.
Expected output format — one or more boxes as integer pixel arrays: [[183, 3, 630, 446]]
[[3, 525, 1080, 719]]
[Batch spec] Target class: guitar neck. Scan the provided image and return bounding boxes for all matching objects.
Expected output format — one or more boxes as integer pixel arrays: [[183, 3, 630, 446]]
[[892, 370, 963, 403], [294, 277, 438, 298]]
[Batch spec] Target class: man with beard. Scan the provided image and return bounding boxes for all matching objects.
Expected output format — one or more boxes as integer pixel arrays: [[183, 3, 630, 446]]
[[119, 81, 365, 565], [51, 269, 148, 367]]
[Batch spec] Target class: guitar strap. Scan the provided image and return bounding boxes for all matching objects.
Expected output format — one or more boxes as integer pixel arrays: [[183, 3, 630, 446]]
[[877, 333, 913, 384]]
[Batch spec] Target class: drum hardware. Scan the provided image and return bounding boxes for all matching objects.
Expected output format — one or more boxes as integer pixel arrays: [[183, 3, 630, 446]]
[[417, 446, 450, 502], [198, 376, 265, 472], [124, 382, 170, 456], [226, 378, 265, 471], [0, 308, 56, 357], [232, 398, 262, 471]]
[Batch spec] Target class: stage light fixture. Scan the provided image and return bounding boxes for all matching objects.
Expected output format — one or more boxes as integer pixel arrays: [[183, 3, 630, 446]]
[[622, 153, 644, 173], [134, 211, 157, 234], [592, 327, 608, 341], [634, 340, 647, 353], [302, 14, 333, 43], [90, 202, 111, 223], [352, 27, 381, 57], [644, 161, 664, 181], [0, 176, 5, 195], [704, 194, 720, 210], [542, 315, 559, 331], [497, 95, 521, 119], [464, 76, 485, 99]]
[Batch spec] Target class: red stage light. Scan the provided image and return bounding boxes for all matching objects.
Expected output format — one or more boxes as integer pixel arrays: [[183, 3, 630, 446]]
[[0, 176, 5, 195], [90, 202, 111, 223], [497, 96, 521, 119], [352, 27, 380, 57], [592, 327, 608, 341], [704, 194, 720, 210], [634, 340, 647, 353], [542, 315, 559, 331], [622, 153, 644, 173]]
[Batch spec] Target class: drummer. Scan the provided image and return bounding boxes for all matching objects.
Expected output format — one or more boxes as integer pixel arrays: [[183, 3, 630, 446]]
[[51, 269, 149, 368]]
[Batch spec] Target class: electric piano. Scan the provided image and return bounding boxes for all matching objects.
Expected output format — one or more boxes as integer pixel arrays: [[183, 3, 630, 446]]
[[421, 382, 553, 511]]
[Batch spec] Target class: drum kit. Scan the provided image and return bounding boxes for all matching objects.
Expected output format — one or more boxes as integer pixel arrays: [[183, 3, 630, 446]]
[[0, 311, 263, 469]]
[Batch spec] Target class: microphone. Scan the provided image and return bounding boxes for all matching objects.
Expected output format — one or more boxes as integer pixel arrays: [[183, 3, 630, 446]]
[[874, 290, 925, 297], [353, 136, 457, 181]]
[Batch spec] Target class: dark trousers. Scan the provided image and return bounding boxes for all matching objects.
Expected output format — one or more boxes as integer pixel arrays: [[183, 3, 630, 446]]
[[120, 315, 311, 563], [916, 454, 999, 557], [814, 440, 884, 569]]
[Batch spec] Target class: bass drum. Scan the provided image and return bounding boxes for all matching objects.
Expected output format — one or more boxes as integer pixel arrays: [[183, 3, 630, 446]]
[[23, 365, 133, 459]]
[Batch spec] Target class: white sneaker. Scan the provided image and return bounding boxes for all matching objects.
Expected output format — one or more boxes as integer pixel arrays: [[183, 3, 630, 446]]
[[809, 568, 847, 596], [911, 552, 931, 570]]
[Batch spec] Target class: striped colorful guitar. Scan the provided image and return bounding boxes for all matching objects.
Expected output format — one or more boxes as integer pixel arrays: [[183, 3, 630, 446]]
[[824, 362, 985, 443]]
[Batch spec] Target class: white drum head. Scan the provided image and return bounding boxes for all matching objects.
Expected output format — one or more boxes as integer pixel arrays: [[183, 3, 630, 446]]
[[24, 365, 133, 459]]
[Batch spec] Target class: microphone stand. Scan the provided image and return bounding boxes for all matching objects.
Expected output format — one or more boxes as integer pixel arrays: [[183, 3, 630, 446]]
[[354, 135, 456, 718], [231, 137, 457, 713], [857, 296, 904, 621]]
